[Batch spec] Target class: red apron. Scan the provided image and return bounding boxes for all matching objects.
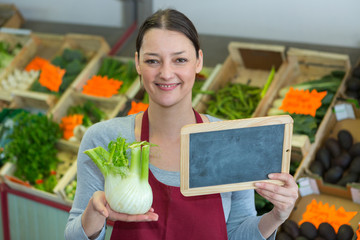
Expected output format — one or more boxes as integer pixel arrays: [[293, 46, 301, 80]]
[[110, 109, 228, 240]]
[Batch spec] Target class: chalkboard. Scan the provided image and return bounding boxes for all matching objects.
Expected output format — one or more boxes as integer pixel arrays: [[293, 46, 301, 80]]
[[180, 115, 293, 196]]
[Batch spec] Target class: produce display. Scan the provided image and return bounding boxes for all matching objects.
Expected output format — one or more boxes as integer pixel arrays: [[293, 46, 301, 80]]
[[0, 41, 22, 74], [92, 57, 138, 95], [1, 69, 39, 91], [205, 83, 262, 120], [3, 111, 62, 192], [268, 71, 345, 142], [84, 136, 154, 214], [60, 100, 106, 141], [276, 219, 355, 240], [309, 129, 360, 186], [30, 48, 87, 95]]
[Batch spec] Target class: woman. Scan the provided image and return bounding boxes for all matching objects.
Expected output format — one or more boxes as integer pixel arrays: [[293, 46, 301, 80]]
[[65, 8, 298, 240]]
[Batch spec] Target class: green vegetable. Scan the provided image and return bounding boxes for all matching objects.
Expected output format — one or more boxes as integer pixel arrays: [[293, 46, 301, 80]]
[[4, 112, 61, 191], [67, 100, 106, 127], [260, 66, 275, 98], [84, 136, 154, 214], [97, 58, 138, 94], [205, 82, 262, 120]]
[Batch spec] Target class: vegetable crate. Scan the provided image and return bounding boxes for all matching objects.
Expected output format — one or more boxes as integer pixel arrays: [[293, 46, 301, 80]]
[[49, 88, 127, 149], [194, 41, 291, 119], [296, 114, 360, 203], [1, 33, 64, 109], [0, 4, 24, 29], [53, 159, 77, 205], [71, 55, 141, 99], [0, 140, 78, 206], [0, 32, 33, 101], [10, 33, 110, 113], [262, 48, 351, 176]]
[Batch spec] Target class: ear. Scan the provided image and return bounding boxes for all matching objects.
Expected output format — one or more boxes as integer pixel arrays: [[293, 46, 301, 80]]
[[135, 52, 141, 75], [196, 49, 203, 74]]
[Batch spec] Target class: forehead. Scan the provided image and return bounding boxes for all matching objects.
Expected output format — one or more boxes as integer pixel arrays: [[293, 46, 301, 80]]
[[140, 28, 195, 53]]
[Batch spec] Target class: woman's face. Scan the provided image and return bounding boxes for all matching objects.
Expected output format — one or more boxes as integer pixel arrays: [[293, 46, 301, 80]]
[[135, 28, 203, 108]]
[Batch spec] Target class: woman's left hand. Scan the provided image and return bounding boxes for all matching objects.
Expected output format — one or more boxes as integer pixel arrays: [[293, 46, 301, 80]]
[[255, 173, 299, 222]]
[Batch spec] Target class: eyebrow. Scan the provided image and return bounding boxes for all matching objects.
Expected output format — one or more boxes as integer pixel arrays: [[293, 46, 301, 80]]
[[144, 51, 186, 57]]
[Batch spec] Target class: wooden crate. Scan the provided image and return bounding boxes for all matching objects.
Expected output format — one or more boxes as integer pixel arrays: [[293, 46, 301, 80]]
[[295, 115, 360, 203], [10, 33, 110, 113], [0, 33, 64, 103], [49, 88, 127, 149], [0, 4, 24, 29], [265, 48, 351, 165], [194, 41, 291, 117], [0, 140, 78, 206], [72, 55, 141, 99], [53, 160, 77, 205]]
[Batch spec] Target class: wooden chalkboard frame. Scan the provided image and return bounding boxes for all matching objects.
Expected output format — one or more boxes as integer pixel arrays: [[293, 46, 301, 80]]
[[180, 115, 293, 197]]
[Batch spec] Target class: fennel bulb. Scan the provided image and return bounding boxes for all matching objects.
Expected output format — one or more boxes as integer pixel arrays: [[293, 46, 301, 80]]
[[84, 137, 153, 214]]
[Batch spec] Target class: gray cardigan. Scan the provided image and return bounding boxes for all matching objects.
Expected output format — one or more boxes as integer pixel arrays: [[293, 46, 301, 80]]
[[64, 114, 275, 240]]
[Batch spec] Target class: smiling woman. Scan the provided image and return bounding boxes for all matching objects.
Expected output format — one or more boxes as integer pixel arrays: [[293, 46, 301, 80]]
[[64, 8, 298, 240]]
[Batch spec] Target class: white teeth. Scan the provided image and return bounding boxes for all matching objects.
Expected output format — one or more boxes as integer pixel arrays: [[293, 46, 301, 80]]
[[158, 84, 177, 88]]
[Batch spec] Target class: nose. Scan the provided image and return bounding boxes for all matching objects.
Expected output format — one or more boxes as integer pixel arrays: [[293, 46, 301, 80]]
[[159, 61, 174, 80]]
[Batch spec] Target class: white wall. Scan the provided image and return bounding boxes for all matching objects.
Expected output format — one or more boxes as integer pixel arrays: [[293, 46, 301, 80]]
[[4, 0, 360, 48], [4, 0, 123, 27], [153, 0, 360, 49]]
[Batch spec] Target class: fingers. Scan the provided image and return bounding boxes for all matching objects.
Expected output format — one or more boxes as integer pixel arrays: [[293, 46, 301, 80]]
[[92, 191, 109, 218], [108, 208, 159, 222]]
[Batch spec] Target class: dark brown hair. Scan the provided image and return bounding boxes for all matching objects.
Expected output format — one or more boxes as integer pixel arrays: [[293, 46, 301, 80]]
[[136, 9, 200, 58]]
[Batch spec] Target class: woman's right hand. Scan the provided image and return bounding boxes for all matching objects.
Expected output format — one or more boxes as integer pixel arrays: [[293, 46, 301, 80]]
[[82, 191, 158, 238], [92, 191, 159, 222]]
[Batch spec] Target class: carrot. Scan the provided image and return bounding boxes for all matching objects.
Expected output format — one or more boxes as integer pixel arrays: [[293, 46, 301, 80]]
[[59, 114, 84, 140], [82, 75, 123, 97], [38, 62, 66, 92], [127, 101, 149, 115], [25, 57, 50, 71]]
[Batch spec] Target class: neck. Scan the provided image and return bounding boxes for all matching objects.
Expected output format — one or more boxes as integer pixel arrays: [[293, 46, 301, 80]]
[[148, 103, 195, 140]]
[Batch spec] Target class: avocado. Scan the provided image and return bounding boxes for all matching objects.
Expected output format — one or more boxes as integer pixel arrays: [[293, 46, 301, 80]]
[[282, 219, 300, 238], [299, 222, 317, 240], [315, 147, 331, 170], [337, 172, 359, 186], [337, 130, 353, 150], [346, 77, 360, 91], [349, 156, 360, 174], [276, 231, 292, 240], [349, 142, 360, 157], [324, 166, 343, 184], [318, 222, 336, 240], [325, 138, 341, 158], [336, 224, 354, 240], [332, 152, 352, 169], [309, 161, 324, 176], [345, 90, 360, 99]]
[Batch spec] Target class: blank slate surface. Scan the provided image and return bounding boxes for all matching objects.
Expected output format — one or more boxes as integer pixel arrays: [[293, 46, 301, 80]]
[[180, 115, 293, 197]]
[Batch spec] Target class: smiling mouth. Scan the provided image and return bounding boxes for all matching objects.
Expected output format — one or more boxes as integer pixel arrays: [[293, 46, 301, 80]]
[[156, 83, 180, 88]]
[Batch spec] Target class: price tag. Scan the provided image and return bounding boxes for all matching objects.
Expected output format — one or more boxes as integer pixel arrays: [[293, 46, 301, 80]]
[[297, 177, 320, 196], [334, 103, 355, 121], [350, 187, 360, 204]]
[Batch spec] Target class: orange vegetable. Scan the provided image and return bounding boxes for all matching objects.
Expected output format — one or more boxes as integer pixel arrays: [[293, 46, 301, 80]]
[[82, 75, 123, 98], [127, 101, 149, 115], [59, 114, 84, 140], [279, 87, 327, 117], [25, 57, 50, 71], [299, 199, 357, 233], [38, 62, 66, 92]]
